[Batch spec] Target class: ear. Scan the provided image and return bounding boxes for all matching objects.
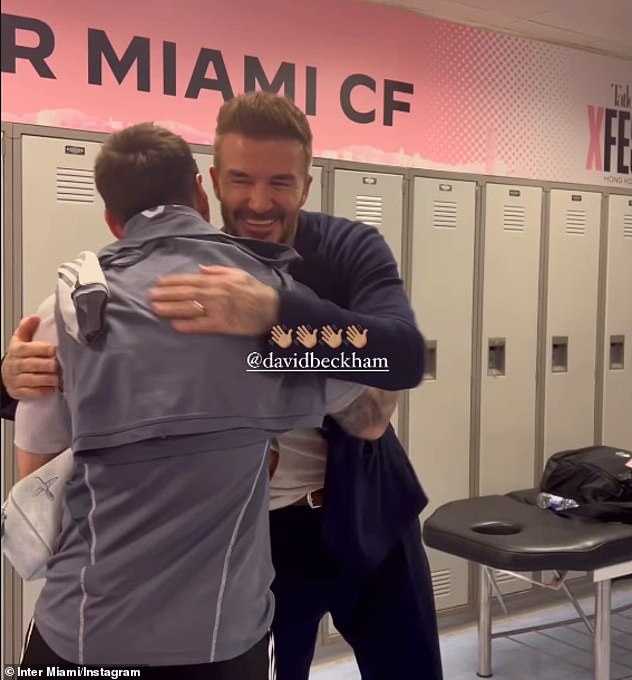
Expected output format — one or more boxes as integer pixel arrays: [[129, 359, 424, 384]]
[[104, 209, 124, 240], [210, 166, 222, 201], [194, 174, 210, 222], [299, 173, 313, 209]]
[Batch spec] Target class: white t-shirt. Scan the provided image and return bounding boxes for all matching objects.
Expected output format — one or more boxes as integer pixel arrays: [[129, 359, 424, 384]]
[[14, 296, 347, 509], [269, 429, 328, 510], [14, 295, 71, 454]]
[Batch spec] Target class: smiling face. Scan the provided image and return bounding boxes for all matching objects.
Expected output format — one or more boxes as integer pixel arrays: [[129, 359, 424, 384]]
[[211, 133, 312, 245]]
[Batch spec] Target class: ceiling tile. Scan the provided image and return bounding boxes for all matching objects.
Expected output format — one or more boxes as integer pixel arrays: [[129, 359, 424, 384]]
[[585, 38, 632, 59], [358, 0, 632, 60], [364, 0, 524, 28], [450, 0, 574, 19], [531, 6, 632, 43], [508, 19, 632, 58], [434, 4, 520, 27]]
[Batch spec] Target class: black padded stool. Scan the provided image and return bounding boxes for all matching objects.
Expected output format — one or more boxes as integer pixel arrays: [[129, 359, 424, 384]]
[[423, 490, 632, 680]]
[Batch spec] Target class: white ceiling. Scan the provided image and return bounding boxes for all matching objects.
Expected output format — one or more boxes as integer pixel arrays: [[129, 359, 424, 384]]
[[360, 0, 632, 60]]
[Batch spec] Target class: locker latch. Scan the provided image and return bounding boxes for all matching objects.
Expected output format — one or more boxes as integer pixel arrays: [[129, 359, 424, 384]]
[[609, 335, 625, 370], [552, 337, 569, 373], [488, 339, 506, 376], [424, 341, 437, 380]]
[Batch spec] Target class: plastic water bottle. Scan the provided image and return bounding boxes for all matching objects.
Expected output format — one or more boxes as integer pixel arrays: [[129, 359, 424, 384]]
[[536, 492, 580, 511]]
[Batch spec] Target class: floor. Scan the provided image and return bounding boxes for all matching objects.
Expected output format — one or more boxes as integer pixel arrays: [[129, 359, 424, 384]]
[[310, 581, 632, 680]]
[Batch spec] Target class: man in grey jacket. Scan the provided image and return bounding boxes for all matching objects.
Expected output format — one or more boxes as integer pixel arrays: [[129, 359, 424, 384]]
[[13, 122, 397, 679]]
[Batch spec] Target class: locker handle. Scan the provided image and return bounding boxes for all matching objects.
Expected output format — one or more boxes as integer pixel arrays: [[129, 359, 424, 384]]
[[487, 339, 505, 377], [552, 337, 568, 373], [424, 341, 437, 380], [609, 335, 625, 370]]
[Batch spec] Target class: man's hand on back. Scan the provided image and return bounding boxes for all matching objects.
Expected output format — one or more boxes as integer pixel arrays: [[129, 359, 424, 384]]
[[150, 265, 280, 336], [2, 316, 59, 399]]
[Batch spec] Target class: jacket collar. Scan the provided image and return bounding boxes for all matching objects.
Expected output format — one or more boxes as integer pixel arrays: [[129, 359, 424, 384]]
[[99, 205, 303, 268]]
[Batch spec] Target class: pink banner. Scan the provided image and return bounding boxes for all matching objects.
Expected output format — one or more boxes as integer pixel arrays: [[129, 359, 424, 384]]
[[2, 0, 631, 186]]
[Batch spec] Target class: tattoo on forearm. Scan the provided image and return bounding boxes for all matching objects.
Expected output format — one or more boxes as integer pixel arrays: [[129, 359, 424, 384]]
[[332, 388, 397, 437]]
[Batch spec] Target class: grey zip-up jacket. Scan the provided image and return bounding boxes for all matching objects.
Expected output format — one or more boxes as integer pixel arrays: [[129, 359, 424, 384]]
[[56, 205, 353, 452], [31, 205, 362, 667]]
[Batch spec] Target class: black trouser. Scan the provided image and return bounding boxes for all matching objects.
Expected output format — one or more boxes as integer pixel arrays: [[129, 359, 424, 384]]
[[21, 623, 275, 680], [270, 505, 443, 680]]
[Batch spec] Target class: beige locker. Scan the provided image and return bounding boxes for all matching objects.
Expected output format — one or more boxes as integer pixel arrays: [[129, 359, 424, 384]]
[[479, 183, 543, 595], [602, 194, 632, 449], [21, 136, 110, 317], [333, 169, 403, 269], [409, 177, 476, 610], [333, 169, 404, 434], [479, 184, 542, 495], [20, 134, 113, 639], [543, 190, 601, 463]]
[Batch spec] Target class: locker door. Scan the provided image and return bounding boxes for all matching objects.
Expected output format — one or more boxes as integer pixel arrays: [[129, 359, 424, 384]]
[[333, 169, 404, 433], [603, 195, 632, 449], [543, 191, 601, 463], [333, 169, 403, 269], [21, 135, 109, 639], [480, 184, 542, 494], [21, 144, 226, 316], [192, 152, 222, 227], [21, 136, 109, 317], [303, 165, 323, 213], [409, 177, 476, 610], [480, 183, 542, 595]]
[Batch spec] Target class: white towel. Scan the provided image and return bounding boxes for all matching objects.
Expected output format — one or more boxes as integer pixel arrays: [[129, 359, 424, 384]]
[[57, 251, 109, 344]]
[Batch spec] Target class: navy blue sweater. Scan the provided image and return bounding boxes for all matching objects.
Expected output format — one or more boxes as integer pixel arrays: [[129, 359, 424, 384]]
[[278, 211, 425, 389], [281, 211, 428, 572]]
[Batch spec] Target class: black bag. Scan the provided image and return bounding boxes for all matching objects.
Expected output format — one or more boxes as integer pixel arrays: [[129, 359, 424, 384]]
[[540, 445, 632, 523]]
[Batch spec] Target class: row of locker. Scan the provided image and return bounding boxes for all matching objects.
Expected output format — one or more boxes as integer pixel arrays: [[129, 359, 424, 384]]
[[2, 131, 632, 635], [333, 173, 631, 609]]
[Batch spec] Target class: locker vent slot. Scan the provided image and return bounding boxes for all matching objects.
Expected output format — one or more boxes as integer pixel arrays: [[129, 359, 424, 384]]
[[431, 569, 451, 598], [566, 209, 586, 235], [503, 204, 526, 232], [624, 214, 632, 239], [356, 195, 383, 227], [56, 167, 95, 203], [433, 200, 457, 229]]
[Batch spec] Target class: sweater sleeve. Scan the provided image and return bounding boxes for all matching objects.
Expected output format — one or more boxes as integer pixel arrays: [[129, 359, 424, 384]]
[[276, 221, 425, 390]]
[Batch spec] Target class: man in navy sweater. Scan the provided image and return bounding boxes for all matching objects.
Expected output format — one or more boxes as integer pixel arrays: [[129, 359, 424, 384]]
[[2, 92, 443, 679]]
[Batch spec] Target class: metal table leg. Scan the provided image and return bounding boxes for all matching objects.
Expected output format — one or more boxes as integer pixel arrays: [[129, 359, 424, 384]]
[[594, 579, 611, 680], [478, 565, 493, 677]]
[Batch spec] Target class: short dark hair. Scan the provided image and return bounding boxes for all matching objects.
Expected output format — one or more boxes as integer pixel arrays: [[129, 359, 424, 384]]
[[94, 123, 199, 224], [214, 91, 313, 170]]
